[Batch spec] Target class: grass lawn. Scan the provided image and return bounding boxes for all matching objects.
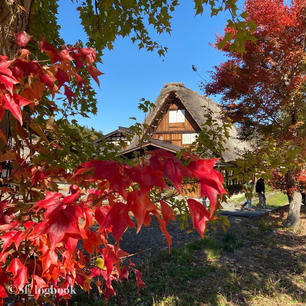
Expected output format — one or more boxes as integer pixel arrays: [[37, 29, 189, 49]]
[[71, 208, 306, 306], [228, 189, 288, 208]]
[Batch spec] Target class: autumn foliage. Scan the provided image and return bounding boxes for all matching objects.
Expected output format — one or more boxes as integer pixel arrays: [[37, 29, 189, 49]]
[[271, 168, 306, 194], [205, 0, 306, 125], [0, 32, 226, 305], [205, 0, 306, 226]]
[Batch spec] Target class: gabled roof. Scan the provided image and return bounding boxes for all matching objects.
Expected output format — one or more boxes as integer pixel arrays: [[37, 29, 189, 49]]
[[127, 83, 252, 162], [104, 126, 132, 139], [94, 126, 132, 145], [120, 138, 183, 157]]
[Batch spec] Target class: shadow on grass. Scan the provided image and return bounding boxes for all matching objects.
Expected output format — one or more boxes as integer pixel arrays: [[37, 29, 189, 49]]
[[71, 210, 306, 306]]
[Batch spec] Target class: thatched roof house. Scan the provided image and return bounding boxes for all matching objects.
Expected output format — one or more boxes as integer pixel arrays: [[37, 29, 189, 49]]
[[121, 82, 251, 162]]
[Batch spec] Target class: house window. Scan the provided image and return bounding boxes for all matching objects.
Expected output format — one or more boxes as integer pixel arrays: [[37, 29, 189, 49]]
[[182, 133, 198, 145], [169, 110, 185, 123]]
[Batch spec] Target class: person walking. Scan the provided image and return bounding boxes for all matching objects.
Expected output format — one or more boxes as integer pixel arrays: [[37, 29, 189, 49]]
[[241, 180, 254, 211], [256, 177, 266, 209]]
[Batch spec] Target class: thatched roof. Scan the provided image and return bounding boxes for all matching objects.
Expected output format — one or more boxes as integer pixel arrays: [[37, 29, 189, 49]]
[[127, 83, 252, 162]]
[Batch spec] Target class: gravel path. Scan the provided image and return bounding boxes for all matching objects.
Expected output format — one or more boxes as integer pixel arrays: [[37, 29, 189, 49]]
[[119, 217, 200, 263], [118, 201, 275, 264]]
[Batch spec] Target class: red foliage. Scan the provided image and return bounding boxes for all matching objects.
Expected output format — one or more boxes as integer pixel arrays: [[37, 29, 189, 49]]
[[187, 199, 210, 238], [0, 34, 100, 126], [270, 169, 287, 192], [0, 152, 225, 303], [0, 34, 226, 305], [271, 168, 306, 193], [206, 0, 305, 124]]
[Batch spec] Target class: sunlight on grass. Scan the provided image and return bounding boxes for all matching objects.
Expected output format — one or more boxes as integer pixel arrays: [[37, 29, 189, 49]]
[[266, 192, 288, 207], [153, 295, 178, 306], [228, 190, 288, 208], [250, 294, 304, 306]]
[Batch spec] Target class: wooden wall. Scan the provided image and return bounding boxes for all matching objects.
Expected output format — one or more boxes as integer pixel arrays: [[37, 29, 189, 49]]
[[181, 181, 201, 198], [148, 96, 203, 198], [151, 99, 200, 147]]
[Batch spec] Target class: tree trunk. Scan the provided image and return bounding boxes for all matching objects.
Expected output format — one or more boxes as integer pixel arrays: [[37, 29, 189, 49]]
[[0, 0, 33, 153], [285, 190, 301, 227], [284, 170, 301, 227]]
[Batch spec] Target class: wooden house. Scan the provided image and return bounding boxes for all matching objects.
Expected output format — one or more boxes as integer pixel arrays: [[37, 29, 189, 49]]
[[120, 83, 251, 197], [94, 126, 132, 151]]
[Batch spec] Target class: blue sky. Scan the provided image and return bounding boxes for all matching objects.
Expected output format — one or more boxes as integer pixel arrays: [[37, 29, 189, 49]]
[[57, 1, 233, 134]]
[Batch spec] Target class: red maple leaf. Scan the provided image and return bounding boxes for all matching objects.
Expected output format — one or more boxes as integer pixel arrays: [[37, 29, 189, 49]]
[[77, 160, 132, 196], [31, 275, 47, 299], [33, 205, 82, 248], [33, 191, 63, 218], [152, 210, 172, 249], [13, 94, 32, 107], [59, 48, 73, 61], [2, 94, 22, 125], [127, 191, 156, 233], [40, 249, 58, 273], [0, 230, 24, 252], [163, 158, 183, 192], [87, 65, 102, 86], [0, 268, 9, 303], [39, 72, 55, 89], [15, 31, 31, 47], [74, 73, 84, 87], [7, 258, 28, 291], [160, 200, 175, 225], [100, 202, 135, 243], [80, 47, 97, 64], [55, 68, 70, 88], [187, 199, 210, 238], [134, 268, 145, 290], [82, 230, 101, 255], [0, 73, 18, 95], [189, 159, 226, 215], [64, 84, 75, 104], [40, 38, 61, 63], [95, 206, 111, 227]]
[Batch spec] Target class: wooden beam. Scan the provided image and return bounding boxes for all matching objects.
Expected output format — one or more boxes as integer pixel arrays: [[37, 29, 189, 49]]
[[152, 130, 198, 135]]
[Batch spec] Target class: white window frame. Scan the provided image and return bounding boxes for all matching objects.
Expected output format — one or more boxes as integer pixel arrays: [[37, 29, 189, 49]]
[[169, 110, 185, 123], [182, 133, 198, 145]]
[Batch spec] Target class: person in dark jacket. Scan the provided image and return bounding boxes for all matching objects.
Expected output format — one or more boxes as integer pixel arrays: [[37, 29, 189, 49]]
[[256, 177, 266, 209]]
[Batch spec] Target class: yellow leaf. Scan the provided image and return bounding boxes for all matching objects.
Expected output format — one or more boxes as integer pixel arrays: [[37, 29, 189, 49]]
[[95, 257, 107, 270]]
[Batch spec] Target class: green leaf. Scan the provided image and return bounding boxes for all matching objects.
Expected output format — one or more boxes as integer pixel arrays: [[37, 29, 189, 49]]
[[217, 31, 233, 49]]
